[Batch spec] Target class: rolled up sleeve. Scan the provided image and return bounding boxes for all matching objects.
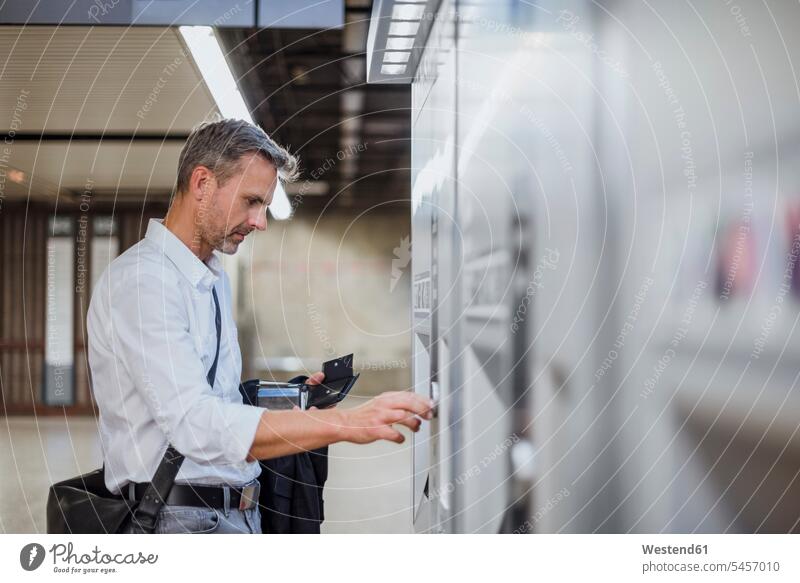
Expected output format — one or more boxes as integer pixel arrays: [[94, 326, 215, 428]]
[[109, 273, 263, 465]]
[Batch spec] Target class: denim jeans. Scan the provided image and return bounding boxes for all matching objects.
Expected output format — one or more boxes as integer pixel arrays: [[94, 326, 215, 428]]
[[122, 479, 262, 534]]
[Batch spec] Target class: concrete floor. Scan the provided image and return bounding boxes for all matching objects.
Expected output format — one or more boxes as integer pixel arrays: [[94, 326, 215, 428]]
[[0, 413, 414, 534]]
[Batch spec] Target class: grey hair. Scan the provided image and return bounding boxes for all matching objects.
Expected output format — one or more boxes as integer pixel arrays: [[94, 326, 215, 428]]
[[176, 118, 299, 194]]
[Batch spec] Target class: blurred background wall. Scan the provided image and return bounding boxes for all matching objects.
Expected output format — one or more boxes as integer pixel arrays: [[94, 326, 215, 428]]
[[239, 208, 412, 395]]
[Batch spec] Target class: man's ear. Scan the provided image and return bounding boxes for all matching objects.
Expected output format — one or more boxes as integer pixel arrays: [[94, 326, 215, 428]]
[[188, 165, 216, 201]]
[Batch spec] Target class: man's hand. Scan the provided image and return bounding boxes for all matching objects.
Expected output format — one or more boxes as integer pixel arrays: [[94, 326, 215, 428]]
[[247, 381, 434, 462], [292, 371, 326, 411], [305, 371, 325, 386], [336, 391, 434, 445], [304, 370, 327, 406]]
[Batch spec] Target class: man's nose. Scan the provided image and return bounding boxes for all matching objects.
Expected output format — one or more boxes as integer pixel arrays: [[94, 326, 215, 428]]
[[250, 208, 267, 231]]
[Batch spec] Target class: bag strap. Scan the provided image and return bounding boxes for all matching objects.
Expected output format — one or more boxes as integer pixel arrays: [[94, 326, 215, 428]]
[[130, 287, 222, 532], [207, 287, 222, 388]]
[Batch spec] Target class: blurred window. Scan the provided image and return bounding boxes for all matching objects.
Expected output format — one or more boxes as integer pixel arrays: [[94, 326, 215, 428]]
[[44, 216, 74, 406]]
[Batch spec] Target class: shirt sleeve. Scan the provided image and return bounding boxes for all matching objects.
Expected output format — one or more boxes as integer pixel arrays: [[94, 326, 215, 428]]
[[109, 272, 264, 465]]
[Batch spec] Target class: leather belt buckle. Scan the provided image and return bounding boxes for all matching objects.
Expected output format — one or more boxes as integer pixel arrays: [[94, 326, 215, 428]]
[[239, 482, 259, 511]]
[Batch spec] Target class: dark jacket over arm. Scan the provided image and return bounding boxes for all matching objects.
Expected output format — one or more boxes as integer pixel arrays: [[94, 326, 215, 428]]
[[239, 377, 329, 534]]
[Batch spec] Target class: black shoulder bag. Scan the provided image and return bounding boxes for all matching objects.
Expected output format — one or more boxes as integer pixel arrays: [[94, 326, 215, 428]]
[[46, 288, 222, 534]]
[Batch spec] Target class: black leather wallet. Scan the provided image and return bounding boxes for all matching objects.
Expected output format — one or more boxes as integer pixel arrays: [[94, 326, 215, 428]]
[[306, 354, 359, 409], [242, 354, 359, 410]]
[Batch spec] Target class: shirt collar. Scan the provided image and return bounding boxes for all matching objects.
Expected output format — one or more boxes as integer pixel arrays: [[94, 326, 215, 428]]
[[145, 218, 221, 291]]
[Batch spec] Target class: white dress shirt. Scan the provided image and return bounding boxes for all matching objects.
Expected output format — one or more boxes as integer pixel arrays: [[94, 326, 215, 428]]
[[87, 218, 264, 495]]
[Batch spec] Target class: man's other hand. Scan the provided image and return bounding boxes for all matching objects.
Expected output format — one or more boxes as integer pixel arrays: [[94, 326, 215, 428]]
[[337, 391, 435, 445]]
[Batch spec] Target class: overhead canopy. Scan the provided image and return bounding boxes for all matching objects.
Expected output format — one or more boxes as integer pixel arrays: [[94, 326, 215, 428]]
[[0, 0, 343, 28]]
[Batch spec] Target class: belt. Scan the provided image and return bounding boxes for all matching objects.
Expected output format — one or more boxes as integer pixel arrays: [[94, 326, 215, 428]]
[[131, 481, 260, 511]]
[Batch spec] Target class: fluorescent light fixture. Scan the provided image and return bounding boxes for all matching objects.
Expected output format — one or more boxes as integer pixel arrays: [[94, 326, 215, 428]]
[[383, 51, 411, 63], [179, 26, 252, 122], [381, 63, 406, 75], [386, 36, 415, 50], [269, 180, 293, 220], [392, 4, 425, 20], [270, 184, 292, 220], [180, 25, 292, 221], [388, 20, 419, 36]]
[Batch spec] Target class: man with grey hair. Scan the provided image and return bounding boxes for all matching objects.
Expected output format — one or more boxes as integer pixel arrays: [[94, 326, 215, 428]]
[[87, 118, 433, 534]]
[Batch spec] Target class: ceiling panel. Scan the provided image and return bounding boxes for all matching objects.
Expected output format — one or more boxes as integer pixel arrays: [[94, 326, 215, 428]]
[[6, 141, 182, 199], [0, 26, 216, 133]]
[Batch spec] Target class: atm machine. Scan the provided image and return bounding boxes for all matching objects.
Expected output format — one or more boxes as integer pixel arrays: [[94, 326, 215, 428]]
[[368, 0, 623, 533], [406, 1, 460, 532], [389, 0, 535, 533]]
